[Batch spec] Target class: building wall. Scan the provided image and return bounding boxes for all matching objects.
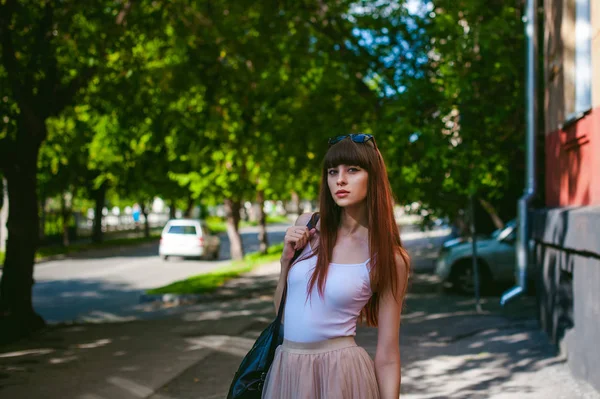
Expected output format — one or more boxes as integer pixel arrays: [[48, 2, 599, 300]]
[[593, 0, 600, 108], [532, 207, 600, 393], [537, 0, 600, 393], [544, 0, 600, 207]]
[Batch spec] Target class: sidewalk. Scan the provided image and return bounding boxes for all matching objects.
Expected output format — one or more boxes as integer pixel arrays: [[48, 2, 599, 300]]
[[0, 251, 599, 398]]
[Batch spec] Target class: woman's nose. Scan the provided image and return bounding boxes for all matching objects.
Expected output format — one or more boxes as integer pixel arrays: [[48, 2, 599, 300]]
[[337, 172, 347, 185]]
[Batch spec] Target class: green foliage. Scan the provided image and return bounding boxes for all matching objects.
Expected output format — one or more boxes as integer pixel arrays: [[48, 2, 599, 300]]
[[380, 1, 527, 221], [0, 0, 535, 324], [6, 0, 528, 231], [204, 216, 227, 234]]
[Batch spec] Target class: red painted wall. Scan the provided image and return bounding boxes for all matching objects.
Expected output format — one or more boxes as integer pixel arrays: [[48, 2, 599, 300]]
[[545, 107, 600, 207]]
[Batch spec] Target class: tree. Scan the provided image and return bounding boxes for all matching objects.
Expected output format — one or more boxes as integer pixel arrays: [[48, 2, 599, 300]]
[[380, 1, 527, 228], [164, 1, 396, 258], [0, 0, 136, 338]]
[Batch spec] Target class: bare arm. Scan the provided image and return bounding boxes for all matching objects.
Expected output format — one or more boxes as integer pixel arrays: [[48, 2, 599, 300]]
[[273, 212, 315, 315], [374, 250, 409, 398]]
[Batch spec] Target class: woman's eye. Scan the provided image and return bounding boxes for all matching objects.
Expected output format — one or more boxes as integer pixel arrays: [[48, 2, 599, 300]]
[[328, 170, 338, 175], [348, 167, 359, 172]]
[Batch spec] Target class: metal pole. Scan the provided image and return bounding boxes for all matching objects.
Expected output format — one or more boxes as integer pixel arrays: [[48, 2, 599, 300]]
[[0, 177, 7, 254], [501, 0, 537, 306], [469, 195, 482, 312]]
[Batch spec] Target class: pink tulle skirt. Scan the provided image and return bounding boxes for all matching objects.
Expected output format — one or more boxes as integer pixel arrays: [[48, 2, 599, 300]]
[[262, 336, 380, 399]]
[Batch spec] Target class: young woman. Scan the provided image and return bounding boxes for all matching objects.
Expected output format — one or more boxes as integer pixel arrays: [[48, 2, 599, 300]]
[[263, 134, 410, 399]]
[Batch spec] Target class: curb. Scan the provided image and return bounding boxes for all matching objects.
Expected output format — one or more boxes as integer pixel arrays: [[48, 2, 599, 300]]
[[138, 285, 275, 307], [139, 293, 205, 307]]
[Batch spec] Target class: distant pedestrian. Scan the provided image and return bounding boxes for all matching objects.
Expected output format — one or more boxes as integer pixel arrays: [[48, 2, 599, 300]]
[[264, 134, 411, 398], [132, 204, 141, 229]]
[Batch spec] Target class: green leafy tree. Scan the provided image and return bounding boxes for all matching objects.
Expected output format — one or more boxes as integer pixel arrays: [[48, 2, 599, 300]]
[[0, 0, 146, 337], [382, 1, 527, 230], [165, 1, 398, 258], [38, 109, 92, 246]]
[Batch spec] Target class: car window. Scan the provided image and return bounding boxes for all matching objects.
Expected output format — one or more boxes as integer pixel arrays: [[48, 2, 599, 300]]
[[497, 225, 517, 242], [502, 228, 517, 243], [491, 219, 517, 240], [167, 225, 197, 235]]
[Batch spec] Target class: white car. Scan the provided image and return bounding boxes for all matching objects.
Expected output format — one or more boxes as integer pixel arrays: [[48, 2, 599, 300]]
[[159, 219, 221, 260], [435, 220, 533, 294]]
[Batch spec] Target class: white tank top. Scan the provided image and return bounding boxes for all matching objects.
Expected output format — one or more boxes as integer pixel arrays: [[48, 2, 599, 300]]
[[283, 242, 373, 343]]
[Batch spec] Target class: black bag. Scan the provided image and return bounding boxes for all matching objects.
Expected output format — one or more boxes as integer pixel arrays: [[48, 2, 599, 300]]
[[227, 213, 320, 399]]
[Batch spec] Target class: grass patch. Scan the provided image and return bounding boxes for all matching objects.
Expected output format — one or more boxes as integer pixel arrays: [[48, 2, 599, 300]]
[[206, 215, 291, 234], [241, 214, 291, 227], [146, 242, 284, 295], [36, 234, 160, 260], [0, 251, 4, 265]]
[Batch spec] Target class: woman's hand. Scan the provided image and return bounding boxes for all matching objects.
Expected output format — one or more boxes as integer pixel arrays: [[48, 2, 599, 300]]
[[274, 214, 317, 316], [281, 225, 316, 265]]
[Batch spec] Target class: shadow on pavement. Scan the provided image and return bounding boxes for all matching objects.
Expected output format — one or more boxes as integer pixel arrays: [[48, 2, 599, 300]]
[[1, 236, 597, 399], [33, 279, 149, 324]]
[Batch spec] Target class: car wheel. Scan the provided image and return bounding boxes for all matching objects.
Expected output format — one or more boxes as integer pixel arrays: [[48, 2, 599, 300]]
[[212, 247, 220, 260], [161, 255, 168, 261], [450, 259, 491, 295]]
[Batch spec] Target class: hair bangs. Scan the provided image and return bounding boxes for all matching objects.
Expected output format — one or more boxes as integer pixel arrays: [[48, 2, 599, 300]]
[[323, 138, 372, 171]]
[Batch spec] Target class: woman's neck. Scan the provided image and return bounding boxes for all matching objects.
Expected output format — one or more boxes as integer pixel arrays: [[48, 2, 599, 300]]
[[339, 204, 368, 237]]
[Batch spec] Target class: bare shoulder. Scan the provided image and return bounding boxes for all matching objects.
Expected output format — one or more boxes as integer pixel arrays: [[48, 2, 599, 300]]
[[294, 212, 315, 226]]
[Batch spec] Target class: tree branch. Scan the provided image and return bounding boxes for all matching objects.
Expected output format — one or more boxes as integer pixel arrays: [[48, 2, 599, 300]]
[[116, 0, 133, 26], [50, 0, 133, 115], [37, 1, 58, 110], [304, 17, 383, 103], [0, 0, 30, 107], [51, 65, 97, 115]]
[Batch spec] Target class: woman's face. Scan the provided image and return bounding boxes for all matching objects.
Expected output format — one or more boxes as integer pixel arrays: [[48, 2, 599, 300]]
[[327, 164, 369, 207]]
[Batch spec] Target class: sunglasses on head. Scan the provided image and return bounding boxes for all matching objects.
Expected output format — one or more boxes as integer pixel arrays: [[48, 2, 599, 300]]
[[327, 134, 375, 147]]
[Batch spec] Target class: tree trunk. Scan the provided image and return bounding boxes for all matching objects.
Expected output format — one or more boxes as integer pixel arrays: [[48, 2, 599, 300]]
[[257, 190, 268, 254], [169, 199, 176, 219], [38, 197, 46, 243], [61, 192, 70, 247], [0, 176, 4, 210], [92, 183, 107, 243], [0, 149, 46, 342], [290, 191, 300, 215], [0, 176, 8, 255], [478, 198, 504, 230], [184, 196, 195, 218], [140, 200, 150, 238], [224, 198, 244, 260]]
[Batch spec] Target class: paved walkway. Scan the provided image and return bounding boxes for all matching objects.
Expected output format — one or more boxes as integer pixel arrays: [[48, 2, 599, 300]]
[[0, 251, 599, 398]]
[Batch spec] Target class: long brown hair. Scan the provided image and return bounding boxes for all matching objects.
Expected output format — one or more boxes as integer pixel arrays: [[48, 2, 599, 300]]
[[298, 136, 410, 327]]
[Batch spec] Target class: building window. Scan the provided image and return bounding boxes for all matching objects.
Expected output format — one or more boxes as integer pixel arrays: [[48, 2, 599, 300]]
[[573, 0, 592, 117]]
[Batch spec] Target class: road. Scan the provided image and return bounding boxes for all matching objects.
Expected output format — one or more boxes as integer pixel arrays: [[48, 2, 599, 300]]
[[27, 223, 449, 325], [30, 224, 288, 324]]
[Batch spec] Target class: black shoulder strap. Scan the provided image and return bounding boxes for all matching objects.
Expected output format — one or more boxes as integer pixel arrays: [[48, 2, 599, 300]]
[[274, 212, 320, 323]]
